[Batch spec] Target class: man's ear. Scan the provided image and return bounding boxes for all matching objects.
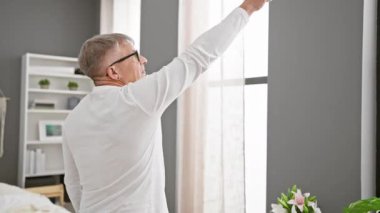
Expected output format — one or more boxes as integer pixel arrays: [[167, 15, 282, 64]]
[[105, 66, 120, 80]]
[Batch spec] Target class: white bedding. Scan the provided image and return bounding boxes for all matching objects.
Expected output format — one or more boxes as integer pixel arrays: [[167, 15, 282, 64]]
[[0, 183, 70, 213]]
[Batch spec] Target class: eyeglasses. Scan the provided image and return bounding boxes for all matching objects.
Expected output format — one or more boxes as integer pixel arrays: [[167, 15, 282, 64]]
[[108, 50, 140, 67]]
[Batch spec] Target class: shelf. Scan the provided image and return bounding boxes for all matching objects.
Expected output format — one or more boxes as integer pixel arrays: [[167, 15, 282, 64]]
[[28, 109, 71, 114], [27, 53, 77, 62], [29, 72, 89, 79], [29, 88, 89, 95], [27, 141, 63, 145], [19, 53, 92, 188], [26, 170, 64, 178]]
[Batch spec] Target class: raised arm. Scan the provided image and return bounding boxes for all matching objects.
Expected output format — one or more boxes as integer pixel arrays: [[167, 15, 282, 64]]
[[124, 0, 267, 115]]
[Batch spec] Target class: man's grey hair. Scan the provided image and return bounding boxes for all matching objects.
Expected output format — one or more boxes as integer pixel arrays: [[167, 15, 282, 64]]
[[78, 33, 134, 78]]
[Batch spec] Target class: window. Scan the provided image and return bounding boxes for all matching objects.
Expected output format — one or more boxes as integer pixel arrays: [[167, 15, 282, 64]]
[[206, 3, 269, 212], [244, 5, 269, 213]]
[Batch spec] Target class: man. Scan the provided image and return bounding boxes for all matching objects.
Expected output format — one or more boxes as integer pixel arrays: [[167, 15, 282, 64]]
[[63, 0, 267, 212]]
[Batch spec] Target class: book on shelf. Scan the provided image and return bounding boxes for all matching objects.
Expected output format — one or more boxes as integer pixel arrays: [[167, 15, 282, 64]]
[[29, 99, 56, 110], [27, 149, 46, 175]]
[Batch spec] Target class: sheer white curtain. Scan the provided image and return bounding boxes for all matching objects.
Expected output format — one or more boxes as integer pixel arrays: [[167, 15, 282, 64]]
[[100, 0, 141, 49], [176, 0, 246, 212]]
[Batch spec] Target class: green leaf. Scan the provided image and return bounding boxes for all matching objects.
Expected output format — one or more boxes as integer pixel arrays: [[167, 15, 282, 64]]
[[281, 193, 289, 201], [278, 198, 289, 209], [303, 205, 309, 213], [344, 197, 380, 213], [308, 196, 317, 202], [292, 185, 297, 193]]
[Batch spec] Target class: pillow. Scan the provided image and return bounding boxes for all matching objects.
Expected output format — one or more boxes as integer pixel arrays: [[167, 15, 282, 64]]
[[0, 183, 70, 213]]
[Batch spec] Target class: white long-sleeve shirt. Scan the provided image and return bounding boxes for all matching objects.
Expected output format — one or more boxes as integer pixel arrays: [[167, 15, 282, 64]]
[[63, 7, 249, 213]]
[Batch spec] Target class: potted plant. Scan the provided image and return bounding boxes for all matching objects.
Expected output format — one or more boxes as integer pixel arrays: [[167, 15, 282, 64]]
[[344, 197, 380, 213], [271, 185, 321, 213], [38, 79, 50, 89], [67, 81, 79, 91]]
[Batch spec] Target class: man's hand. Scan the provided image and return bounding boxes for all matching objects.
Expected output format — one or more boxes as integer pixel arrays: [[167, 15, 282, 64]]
[[240, 0, 267, 15]]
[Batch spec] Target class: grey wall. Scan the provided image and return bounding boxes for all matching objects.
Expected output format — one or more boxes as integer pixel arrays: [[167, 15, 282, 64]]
[[0, 0, 99, 184], [140, 0, 178, 212], [267, 0, 364, 212]]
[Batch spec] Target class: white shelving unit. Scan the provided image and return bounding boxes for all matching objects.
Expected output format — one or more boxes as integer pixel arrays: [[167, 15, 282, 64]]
[[18, 53, 94, 188]]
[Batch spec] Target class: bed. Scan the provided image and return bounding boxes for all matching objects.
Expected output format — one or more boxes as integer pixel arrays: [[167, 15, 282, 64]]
[[0, 182, 70, 213]]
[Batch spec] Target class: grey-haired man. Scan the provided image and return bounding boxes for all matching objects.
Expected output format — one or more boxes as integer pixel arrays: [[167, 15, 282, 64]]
[[63, 0, 267, 212]]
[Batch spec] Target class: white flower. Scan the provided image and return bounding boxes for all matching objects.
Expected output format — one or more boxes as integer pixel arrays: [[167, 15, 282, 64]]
[[288, 189, 309, 212], [291, 205, 297, 213], [308, 201, 322, 213], [271, 203, 287, 213]]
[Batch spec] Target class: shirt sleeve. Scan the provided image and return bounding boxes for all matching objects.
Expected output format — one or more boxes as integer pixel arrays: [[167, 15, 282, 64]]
[[62, 138, 82, 212], [123, 7, 249, 115]]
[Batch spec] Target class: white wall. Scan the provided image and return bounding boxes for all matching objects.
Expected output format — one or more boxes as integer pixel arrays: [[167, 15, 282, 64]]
[[361, 0, 377, 199]]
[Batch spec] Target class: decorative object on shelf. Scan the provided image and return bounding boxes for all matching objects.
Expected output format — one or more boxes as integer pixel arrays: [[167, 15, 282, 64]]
[[38, 79, 50, 89], [0, 89, 10, 158], [39, 120, 64, 142], [67, 97, 81, 110], [344, 197, 380, 213], [67, 81, 79, 91], [74, 68, 85, 75], [30, 99, 56, 110], [270, 185, 321, 213], [28, 149, 35, 174]]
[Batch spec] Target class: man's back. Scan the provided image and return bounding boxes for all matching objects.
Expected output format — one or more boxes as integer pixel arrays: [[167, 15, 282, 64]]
[[63, 85, 167, 212]]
